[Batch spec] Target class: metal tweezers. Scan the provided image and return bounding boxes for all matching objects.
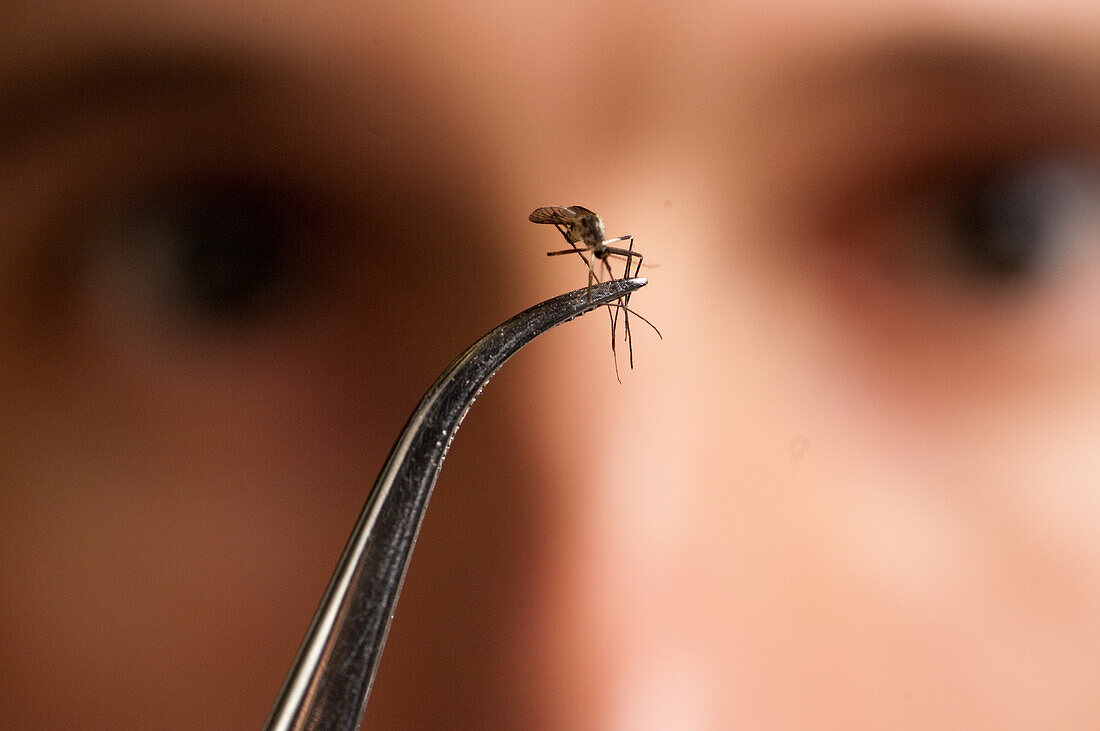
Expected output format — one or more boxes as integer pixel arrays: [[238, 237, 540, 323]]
[[265, 277, 647, 731]]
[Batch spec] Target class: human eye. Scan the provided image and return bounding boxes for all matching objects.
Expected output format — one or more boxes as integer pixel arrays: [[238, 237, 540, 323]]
[[911, 159, 1100, 285], [750, 43, 1100, 372], [815, 148, 1100, 305], [78, 173, 334, 336], [3, 53, 348, 343], [2, 46, 498, 363]]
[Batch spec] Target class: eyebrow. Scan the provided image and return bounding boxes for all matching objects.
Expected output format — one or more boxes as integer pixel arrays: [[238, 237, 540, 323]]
[[790, 38, 1100, 119], [760, 37, 1100, 169], [0, 47, 278, 151], [835, 40, 1067, 86], [739, 36, 1100, 224]]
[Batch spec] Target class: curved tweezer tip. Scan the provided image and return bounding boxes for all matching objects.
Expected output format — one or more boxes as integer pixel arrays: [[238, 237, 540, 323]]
[[265, 277, 648, 731]]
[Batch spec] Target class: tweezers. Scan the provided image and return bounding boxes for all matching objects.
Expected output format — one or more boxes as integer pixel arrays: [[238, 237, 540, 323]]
[[265, 277, 648, 731]]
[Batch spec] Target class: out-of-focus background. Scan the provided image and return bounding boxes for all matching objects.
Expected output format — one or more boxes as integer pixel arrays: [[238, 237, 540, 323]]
[[3, 2, 1100, 728]]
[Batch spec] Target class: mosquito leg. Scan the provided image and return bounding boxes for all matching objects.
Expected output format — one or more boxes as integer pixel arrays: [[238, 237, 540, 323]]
[[598, 247, 638, 367], [611, 301, 659, 366], [601, 235, 638, 278], [601, 256, 617, 282], [614, 304, 662, 339], [623, 238, 639, 370], [554, 223, 573, 245], [603, 244, 643, 279], [622, 296, 635, 369], [599, 254, 620, 364], [546, 248, 596, 282], [605, 299, 624, 385], [605, 302, 622, 385], [550, 222, 591, 267], [608, 297, 633, 369], [600, 255, 632, 367], [604, 301, 633, 375], [603, 243, 644, 321]]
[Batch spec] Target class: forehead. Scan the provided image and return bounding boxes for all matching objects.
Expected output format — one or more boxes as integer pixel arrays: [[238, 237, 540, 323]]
[[9, 1, 1097, 90], [3, 1, 1097, 189]]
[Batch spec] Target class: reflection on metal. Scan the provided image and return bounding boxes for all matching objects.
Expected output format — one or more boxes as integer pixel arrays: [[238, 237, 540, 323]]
[[265, 278, 648, 731]]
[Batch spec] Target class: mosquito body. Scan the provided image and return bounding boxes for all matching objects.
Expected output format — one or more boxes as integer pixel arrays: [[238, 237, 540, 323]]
[[529, 205, 660, 381], [528, 205, 643, 295]]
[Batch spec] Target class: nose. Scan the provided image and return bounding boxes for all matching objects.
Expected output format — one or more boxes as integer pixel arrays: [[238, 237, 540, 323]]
[[508, 330, 715, 728]]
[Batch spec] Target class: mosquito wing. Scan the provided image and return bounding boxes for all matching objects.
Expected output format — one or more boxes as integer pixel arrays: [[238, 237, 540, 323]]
[[529, 206, 579, 225]]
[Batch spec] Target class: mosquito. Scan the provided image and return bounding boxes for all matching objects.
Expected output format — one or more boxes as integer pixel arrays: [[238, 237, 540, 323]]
[[529, 205, 661, 381]]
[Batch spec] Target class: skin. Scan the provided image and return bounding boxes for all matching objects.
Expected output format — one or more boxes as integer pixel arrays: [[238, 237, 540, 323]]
[[3, 1, 1100, 728]]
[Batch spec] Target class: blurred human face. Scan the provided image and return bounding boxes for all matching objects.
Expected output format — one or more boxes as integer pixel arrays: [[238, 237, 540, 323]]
[[3, 1, 1100, 728]]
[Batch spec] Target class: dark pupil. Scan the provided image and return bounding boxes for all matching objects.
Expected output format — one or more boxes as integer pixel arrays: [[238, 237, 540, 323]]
[[137, 179, 301, 317], [948, 162, 1095, 280]]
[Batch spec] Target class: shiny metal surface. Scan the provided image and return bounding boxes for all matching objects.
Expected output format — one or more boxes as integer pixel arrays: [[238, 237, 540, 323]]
[[265, 277, 648, 731]]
